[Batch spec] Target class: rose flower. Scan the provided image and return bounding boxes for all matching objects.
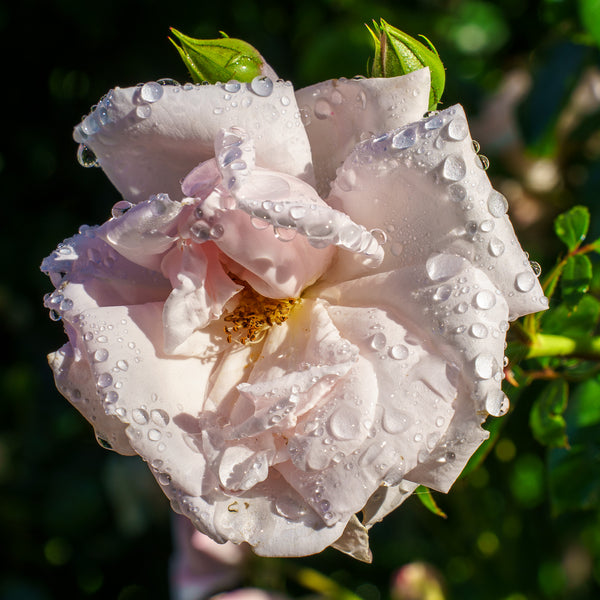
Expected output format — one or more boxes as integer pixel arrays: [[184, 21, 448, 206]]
[[42, 66, 546, 561]]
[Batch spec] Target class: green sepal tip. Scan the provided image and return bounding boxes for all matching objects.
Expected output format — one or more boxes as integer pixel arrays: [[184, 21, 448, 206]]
[[169, 28, 266, 84], [366, 19, 445, 110]]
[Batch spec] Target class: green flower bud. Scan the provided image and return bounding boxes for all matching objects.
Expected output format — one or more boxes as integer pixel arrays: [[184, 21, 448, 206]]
[[367, 19, 445, 110], [169, 28, 273, 84]]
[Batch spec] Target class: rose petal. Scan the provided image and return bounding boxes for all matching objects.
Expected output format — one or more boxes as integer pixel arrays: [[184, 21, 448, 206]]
[[295, 69, 431, 196], [331, 515, 372, 563], [326, 104, 547, 320], [75, 80, 315, 203]]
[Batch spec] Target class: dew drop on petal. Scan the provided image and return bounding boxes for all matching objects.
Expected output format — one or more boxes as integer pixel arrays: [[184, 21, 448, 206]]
[[488, 237, 505, 257], [148, 429, 162, 441], [314, 98, 332, 119], [433, 285, 452, 301], [426, 253, 465, 282], [530, 261, 542, 277], [140, 82, 163, 103], [487, 191, 508, 217], [250, 76, 273, 97], [111, 200, 133, 218], [94, 349, 109, 362], [370, 332, 386, 351], [515, 271, 535, 293], [448, 184, 467, 202], [132, 408, 149, 424], [77, 144, 98, 168], [442, 155, 467, 181], [425, 115, 445, 130], [97, 373, 113, 388], [447, 117, 469, 141], [224, 80, 241, 93], [329, 407, 361, 441], [275, 496, 307, 520], [391, 128, 416, 150], [486, 390, 509, 417], [136, 105, 152, 119], [389, 344, 409, 360], [382, 408, 411, 434], [151, 409, 170, 427], [474, 290, 496, 310], [116, 359, 128, 371], [469, 323, 489, 339], [474, 354, 498, 379]]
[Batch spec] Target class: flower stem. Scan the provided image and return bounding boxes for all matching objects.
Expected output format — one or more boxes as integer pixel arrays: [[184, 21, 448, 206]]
[[525, 333, 600, 359]]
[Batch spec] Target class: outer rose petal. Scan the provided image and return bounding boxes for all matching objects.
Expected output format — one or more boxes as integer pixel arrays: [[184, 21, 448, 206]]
[[325, 105, 547, 320], [295, 69, 431, 196], [75, 80, 315, 204]]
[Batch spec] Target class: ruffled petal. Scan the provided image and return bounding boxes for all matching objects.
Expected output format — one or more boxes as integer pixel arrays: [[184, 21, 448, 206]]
[[74, 79, 315, 204], [295, 69, 431, 196], [326, 104, 547, 320]]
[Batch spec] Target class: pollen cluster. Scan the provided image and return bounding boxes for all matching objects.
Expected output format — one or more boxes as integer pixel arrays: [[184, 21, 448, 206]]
[[224, 280, 299, 344]]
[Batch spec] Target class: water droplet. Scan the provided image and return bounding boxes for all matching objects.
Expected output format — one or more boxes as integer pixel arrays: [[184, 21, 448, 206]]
[[151, 409, 170, 427], [148, 429, 162, 441], [140, 82, 163, 103], [210, 224, 224, 240], [251, 217, 270, 230], [480, 220, 494, 232], [474, 354, 498, 379], [104, 390, 119, 405], [425, 114, 445, 130], [391, 242, 403, 256], [314, 98, 332, 119], [391, 128, 416, 150], [469, 323, 488, 338], [447, 117, 468, 141], [448, 184, 467, 202], [250, 76, 273, 97], [329, 407, 361, 440], [111, 200, 133, 218], [136, 104, 152, 119], [433, 285, 452, 301], [132, 408, 149, 424], [158, 78, 180, 87], [94, 349, 109, 362], [275, 495, 307, 520], [289, 205, 307, 220], [487, 191, 508, 217], [60, 298, 73, 311], [442, 155, 467, 181], [474, 290, 496, 310], [84, 332, 94, 342], [224, 80, 241, 93], [488, 237, 505, 257], [280, 96, 290, 106], [530, 261, 542, 277], [382, 408, 411, 434], [77, 144, 98, 168], [370, 228, 387, 244], [486, 390, 509, 417], [274, 227, 297, 242], [190, 222, 211, 242], [389, 344, 409, 360], [97, 372, 113, 388], [116, 359, 128, 371], [299, 106, 311, 125], [515, 272, 535, 292], [370, 332, 386, 351], [426, 253, 465, 281], [472, 140, 481, 153]]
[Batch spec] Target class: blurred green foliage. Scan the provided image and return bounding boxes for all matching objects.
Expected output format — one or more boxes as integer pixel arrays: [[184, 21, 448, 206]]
[[3, 0, 600, 598]]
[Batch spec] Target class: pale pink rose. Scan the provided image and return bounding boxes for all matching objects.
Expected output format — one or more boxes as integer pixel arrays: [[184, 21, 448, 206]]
[[42, 68, 546, 561]]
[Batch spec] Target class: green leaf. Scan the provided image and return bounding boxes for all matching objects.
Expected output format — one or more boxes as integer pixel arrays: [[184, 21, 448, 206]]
[[561, 254, 592, 307], [554, 206, 590, 251], [367, 19, 445, 109], [542, 294, 600, 337], [415, 485, 447, 518], [579, 0, 600, 47], [548, 376, 600, 514], [530, 379, 569, 448], [169, 28, 266, 84]]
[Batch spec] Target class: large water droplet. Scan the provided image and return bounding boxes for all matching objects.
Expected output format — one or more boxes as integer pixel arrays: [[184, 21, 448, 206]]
[[140, 82, 164, 103], [132, 408, 149, 424], [447, 117, 469, 141], [448, 184, 467, 202], [391, 128, 416, 149], [224, 80, 241, 93], [136, 104, 152, 119], [77, 144, 98, 168], [515, 271, 535, 293], [382, 407, 411, 434], [487, 191, 508, 217], [474, 354, 498, 379], [442, 155, 467, 181], [425, 114, 445, 130], [151, 409, 170, 427], [97, 372, 113, 388], [111, 200, 133, 218], [94, 349, 109, 362], [433, 285, 452, 301], [389, 344, 409, 360], [250, 76, 273, 97], [486, 390, 509, 417], [329, 407, 361, 440], [469, 323, 489, 339], [474, 290, 496, 310], [426, 253, 465, 282], [275, 495, 308, 521], [488, 237, 505, 257], [314, 98, 332, 119], [370, 332, 386, 351]]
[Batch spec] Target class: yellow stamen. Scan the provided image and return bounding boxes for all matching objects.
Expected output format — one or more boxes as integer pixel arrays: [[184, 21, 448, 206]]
[[224, 277, 299, 344]]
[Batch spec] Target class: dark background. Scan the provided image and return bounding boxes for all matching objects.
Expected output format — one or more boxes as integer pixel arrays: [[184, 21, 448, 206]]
[[2, 0, 600, 598]]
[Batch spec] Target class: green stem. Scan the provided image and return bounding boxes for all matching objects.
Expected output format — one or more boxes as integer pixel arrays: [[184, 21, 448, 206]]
[[287, 566, 363, 600], [526, 333, 600, 359]]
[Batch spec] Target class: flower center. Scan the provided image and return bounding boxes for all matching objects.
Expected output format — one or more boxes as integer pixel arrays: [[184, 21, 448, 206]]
[[224, 278, 299, 344]]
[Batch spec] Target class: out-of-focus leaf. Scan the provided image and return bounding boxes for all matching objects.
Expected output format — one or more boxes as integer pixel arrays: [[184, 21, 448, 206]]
[[518, 42, 589, 155], [542, 294, 600, 337], [530, 379, 569, 448], [415, 486, 447, 518], [561, 254, 592, 307], [548, 377, 600, 514], [579, 0, 600, 47], [554, 206, 590, 251]]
